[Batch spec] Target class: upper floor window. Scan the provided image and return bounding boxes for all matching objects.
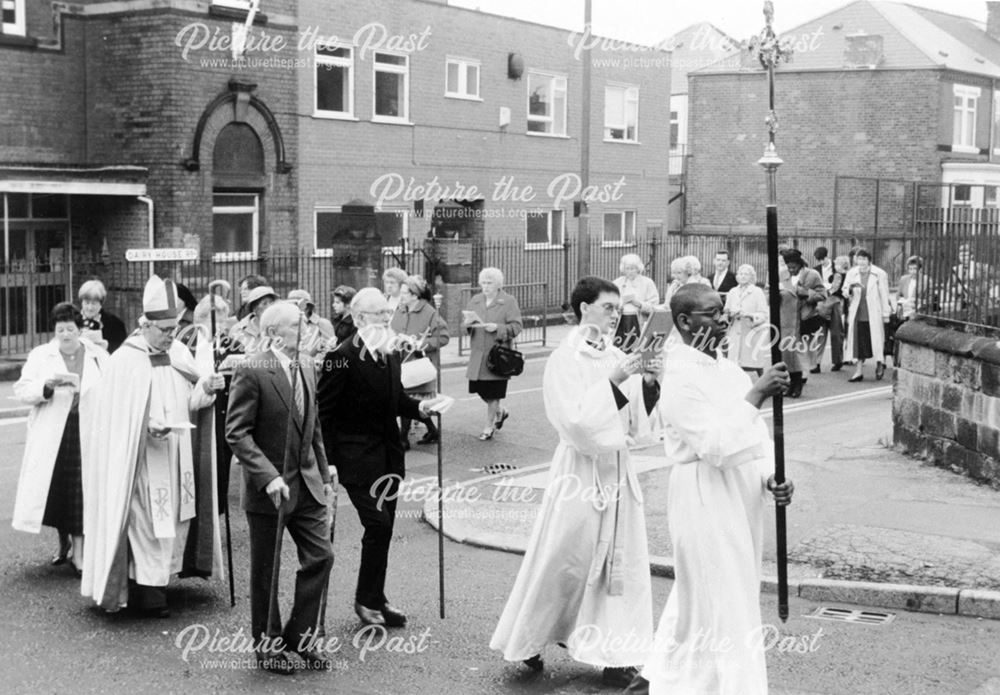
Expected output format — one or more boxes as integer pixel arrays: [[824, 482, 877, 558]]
[[316, 44, 354, 117], [1, 0, 25, 36], [953, 84, 980, 152], [527, 71, 567, 136], [373, 52, 410, 123], [604, 84, 638, 142], [445, 57, 481, 100]]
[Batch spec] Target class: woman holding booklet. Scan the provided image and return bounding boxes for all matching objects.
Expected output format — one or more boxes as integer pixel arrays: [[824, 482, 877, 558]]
[[11, 302, 109, 574]]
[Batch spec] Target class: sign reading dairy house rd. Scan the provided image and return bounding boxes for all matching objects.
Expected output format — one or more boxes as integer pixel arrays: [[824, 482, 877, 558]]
[[125, 248, 199, 262]]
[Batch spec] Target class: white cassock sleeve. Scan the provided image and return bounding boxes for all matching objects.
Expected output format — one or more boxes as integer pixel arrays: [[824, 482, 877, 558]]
[[543, 355, 627, 456], [618, 374, 661, 448], [659, 379, 768, 470]]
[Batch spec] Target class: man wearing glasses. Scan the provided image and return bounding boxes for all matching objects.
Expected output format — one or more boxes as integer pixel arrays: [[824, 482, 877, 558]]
[[83, 275, 226, 618], [317, 288, 440, 629]]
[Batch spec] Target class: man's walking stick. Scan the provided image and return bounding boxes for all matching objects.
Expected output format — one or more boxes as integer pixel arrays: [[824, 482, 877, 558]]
[[315, 484, 337, 639], [750, 0, 793, 622], [208, 281, 236, 608], [266, 307, 304, 638]]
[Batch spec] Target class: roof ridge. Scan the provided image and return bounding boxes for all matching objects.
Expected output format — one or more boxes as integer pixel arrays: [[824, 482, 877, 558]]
[[867, 1, 942, 66]]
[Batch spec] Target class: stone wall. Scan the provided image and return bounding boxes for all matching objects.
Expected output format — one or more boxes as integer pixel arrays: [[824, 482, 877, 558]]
[[894, 321, 1000, 487]]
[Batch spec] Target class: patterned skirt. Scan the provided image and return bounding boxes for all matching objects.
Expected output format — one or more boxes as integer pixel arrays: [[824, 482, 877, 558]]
[[41, 410, 83, 535]]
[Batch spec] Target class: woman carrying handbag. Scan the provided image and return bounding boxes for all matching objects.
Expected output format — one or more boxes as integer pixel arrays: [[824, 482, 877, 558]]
[[464, 267, 523, 441], [391, 275, 450, 448]]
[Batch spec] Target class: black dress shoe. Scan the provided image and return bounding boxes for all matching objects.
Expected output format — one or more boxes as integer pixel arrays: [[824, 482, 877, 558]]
[[355, 601, 386, 626], [295, 648, 333, 670], [787, 382, 802, 399], [51, 535, 72, 566], [809, 365, 821, 374], [494, 408, 510, 430], [257, 649, 295, 675], [417, 430, 439, 444], [381, 603, 407, 628], [523, 654, 544, 672], [603, 666, 640, 688], [831, 362, 843, 372], [848, 373, 864, 383], [875, 362, 886, 380]]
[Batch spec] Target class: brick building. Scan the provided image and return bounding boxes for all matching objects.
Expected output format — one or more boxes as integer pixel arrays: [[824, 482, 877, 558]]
[[683, 0, 1000, 236], [1, 0, 669, 349]]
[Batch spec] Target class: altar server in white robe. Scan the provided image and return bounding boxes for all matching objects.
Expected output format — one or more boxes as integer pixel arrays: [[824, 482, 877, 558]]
[[631, 283, 794, 695], [491, 276, 662, 689], [82, 276, 225, 617]]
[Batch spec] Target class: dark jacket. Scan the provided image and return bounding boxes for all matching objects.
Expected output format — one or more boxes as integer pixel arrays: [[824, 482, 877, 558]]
[[710, 270, 738, 296], [225, 350, 331, 515], [317, 336, 422, 487], [332, 313, 356, 345], [464, 291, 523, 382]]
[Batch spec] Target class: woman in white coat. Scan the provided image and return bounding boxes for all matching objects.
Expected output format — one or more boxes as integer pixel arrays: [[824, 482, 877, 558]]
[[844, 250, 893, 382], [613, 253, 659, 352], [12, 303, 108, 573], [724, 264, 770, 375]]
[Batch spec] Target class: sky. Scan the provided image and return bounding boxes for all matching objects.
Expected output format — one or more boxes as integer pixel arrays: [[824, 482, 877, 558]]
[[447, 0, 990, 45]]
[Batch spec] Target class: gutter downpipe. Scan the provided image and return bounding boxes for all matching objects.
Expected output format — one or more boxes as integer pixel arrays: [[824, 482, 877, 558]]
[[138, 195, 154, 276]]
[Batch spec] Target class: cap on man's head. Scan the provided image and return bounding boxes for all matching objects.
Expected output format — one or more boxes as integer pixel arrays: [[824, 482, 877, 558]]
[[287, 289, 314, 307], [142, 275, 182, 321], [246, 285, 278, 310]]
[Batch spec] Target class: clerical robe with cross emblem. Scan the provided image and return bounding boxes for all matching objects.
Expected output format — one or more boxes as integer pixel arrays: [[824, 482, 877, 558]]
[[82, 335, 218, 611]]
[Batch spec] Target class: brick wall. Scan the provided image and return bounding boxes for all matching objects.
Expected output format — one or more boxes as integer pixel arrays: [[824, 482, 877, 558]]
[[893, 321, 1000, 487], [686, 69, 943, 234], [296, 0, 671, 249]]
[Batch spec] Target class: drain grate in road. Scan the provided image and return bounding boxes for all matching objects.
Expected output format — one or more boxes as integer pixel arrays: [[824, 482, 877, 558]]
[[806, 607, 895, 625], [482, 463, 519, 475]]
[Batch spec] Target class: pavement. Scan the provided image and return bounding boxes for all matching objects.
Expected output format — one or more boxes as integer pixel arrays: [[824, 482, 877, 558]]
[[423, 323, 1000, 621]]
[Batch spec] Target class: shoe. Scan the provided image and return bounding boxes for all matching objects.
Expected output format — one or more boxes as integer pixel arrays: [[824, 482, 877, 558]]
[[256, 649, 295, 675], [809, 365, 821, 374], [478, 428, 494, 441], [523, 654, 544, 672], [848, 373, 864, 383], [381, 603, 407, 628], [787, 382, 802, 399], [355, 601, 386, 626], [831, 362, 843, 372], [602, 666, 640, 688], [51, 535, 72, 566], [494, 408, 510, 430], [295, 648, 333, 670], [417, 430, 439, 445], [144, 605, 171, 619], [875, 362, 886, 381]]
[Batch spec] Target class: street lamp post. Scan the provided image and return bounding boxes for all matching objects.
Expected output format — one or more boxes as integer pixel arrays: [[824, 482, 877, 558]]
[[748, 0, 794, 623]]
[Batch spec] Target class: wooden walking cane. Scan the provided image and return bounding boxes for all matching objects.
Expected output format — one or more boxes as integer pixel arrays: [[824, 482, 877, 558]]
[[750, 0, 793, 622], [208, 280, 236, 608], [266, 306, 304, 638]]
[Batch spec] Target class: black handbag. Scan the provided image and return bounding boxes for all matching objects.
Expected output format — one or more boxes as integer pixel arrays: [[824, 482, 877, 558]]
[[487, 342, 524, 377]]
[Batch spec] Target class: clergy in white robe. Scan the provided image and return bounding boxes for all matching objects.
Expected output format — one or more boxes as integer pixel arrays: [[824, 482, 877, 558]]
[[638, 284, 793, 695], [491, 276, 661, 687], [82, 276, 224, 615]]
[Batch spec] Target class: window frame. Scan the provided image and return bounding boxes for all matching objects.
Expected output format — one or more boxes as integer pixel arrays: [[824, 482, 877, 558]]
[[372, 51, 411, 124], [314, 42, 356, 120], [953, 84, 981, 153], [526, 70, 568, 137], [444, 56, 482, 101], [313, 206, 410, 257], [601, 210, 637, 247], [523, 209, 566, 249], [604, 83, 639, 143], [1, 0, 26, 36], [211, 0, 252, 8], [212, 192, 260, 262]]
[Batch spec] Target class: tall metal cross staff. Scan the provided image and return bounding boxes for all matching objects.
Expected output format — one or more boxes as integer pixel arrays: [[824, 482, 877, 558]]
[[748, 0, 794, 623]]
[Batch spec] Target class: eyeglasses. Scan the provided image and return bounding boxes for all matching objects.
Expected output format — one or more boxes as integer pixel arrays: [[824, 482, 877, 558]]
[[687, 308, 724, 321], [598, 302, 621, 314]]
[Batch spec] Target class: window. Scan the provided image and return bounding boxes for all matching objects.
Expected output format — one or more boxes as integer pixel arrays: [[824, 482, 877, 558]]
[[373, 52, 409, 122], [993, 91, 1000, 155], [1, 0, 25, 36], [315, 208, 409, 254], [445, 57, 480, 100], [602, 211, 636, 245], [525, 210, 565, 247], [953, 85, 980, 151], [604, 84, 638, 142], [315, 44, 354, 117], [670, 110, 679, 149], [212, 193, 259, 260], [986, 186, 999, 207], [952, 184, 972, 206], [527, 72, 567, 136]]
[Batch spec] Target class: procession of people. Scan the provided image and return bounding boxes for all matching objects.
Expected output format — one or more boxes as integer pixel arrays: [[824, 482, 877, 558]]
[[32, 242, 981, 691]]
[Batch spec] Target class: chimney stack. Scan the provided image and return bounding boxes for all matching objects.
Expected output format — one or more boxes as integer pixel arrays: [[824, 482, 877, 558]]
[[988, 2, 1000, 41]]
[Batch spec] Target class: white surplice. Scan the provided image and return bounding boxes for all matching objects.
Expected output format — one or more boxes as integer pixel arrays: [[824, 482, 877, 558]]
[[490, 327, 658, 667], [642, 343, 773, 695]]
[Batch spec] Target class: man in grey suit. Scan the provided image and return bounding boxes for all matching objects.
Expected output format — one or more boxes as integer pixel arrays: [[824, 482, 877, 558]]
[[226, 301, 335, 675]]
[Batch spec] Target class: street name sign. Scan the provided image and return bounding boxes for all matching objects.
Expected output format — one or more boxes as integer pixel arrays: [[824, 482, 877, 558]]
[[125, 248, 198, 262]]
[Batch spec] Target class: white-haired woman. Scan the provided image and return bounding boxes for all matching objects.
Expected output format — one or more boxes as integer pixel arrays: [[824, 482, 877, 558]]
[[78, 280, 127, 353], [663, 256, 707, 306], [383, 267, 408, 313], [464, 267, 523, 440], [687, 255, 712, 287], [724, 264, 769, 375], [613, 254, 659, 352]]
